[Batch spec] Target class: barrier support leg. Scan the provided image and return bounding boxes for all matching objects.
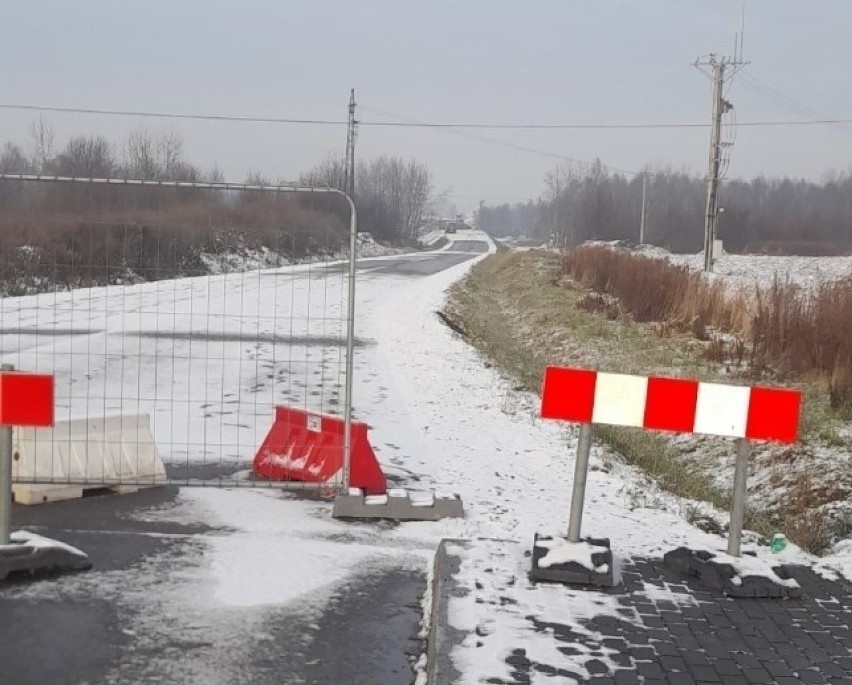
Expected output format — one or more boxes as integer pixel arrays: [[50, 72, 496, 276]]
[[0, 363, 13, 545], [567, 423, 593, 543], [727, 438, 750, 557], [530, 422, 612, 586]]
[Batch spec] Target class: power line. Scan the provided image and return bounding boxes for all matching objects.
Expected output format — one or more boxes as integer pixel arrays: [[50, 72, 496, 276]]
[[358, 104, 643, 176], [0, 103, 345, 126], [0, 100, 641, 177], [736, 72, 852, 136], [2, 101, 852, 130]]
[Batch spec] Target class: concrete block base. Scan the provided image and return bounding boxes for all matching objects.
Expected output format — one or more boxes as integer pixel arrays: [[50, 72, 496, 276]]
[[529, 533, 615, 587], [663, 546, 802, 598], [13, 483, 145, 505], [332, 488, 463, 521], [0, 531, 92, 582]]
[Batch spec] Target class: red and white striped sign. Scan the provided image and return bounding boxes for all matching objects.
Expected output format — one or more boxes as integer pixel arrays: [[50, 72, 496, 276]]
[[541, 366, 800, 443]]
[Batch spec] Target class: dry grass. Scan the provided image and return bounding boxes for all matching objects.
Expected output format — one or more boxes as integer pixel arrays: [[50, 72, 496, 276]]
[[0, 189, 347, 294], [446, 250, 731, 514], [562, 245, 852, 410]]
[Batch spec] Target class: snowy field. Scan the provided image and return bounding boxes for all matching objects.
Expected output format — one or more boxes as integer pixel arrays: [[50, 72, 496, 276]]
[[3, 231, 850, 683], [636, 243, 852, 290], [0, 259, 350, 468]]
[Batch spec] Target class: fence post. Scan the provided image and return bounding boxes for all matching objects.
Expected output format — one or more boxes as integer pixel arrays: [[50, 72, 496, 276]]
[[0, 363, 14, 545], [727, 437, 750, 557], [567, 423, 593, 543], [341, 194, 358, 492]]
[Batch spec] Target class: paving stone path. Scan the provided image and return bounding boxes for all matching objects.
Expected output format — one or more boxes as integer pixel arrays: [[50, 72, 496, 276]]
[[432, 542, 852, 685], [501, 559, 851, 684]]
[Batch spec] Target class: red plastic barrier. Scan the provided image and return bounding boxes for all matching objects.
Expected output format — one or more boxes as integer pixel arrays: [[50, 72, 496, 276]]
[[252, 406, 387, 494]]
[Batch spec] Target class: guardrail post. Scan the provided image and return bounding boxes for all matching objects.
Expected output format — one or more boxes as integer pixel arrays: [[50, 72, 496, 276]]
[[727, 437, 750, 557], [0, 363, 14, 545], [567, 423, 593, 543]]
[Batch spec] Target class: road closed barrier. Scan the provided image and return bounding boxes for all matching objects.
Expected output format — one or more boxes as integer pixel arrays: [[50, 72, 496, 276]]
[[541, 367, 801, 443], [0, 365, 92, 581], [253, 406, 387, 495], [536, 366, 802, 591]]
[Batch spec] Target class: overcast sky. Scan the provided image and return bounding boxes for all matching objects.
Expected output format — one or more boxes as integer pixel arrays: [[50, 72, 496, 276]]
[[1, 1, 851, 211]]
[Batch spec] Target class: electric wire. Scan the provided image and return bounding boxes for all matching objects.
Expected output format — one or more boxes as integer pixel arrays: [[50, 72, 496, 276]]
[[1, 101, 851, 130]]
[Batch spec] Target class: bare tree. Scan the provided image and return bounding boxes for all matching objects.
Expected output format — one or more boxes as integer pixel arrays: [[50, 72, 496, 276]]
[[159, 129, 184, 179], [204, 164, 225, 183], [299, 153, 346, 190], [123, 128, 161, 180], [54, 136, 116, 177], [356, 155, 433, 244], [0, 143, 32, 174], [29, 116, 55, 173]]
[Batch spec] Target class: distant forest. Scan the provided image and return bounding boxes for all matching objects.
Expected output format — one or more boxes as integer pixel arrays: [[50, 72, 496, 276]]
[[0, 123, 433, 248], [0, 124, 435, 293], [478, 160, 852, 255]]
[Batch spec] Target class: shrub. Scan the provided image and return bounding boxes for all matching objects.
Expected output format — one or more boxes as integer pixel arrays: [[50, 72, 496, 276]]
[[561, 245, 852, 409]]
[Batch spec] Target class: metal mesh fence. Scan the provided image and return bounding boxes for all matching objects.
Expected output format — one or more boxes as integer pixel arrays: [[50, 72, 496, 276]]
[[0, 175, 356, 495]]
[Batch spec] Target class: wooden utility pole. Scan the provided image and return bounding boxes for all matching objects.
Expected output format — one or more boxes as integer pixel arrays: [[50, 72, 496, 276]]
[[695, 53, 746, 271]]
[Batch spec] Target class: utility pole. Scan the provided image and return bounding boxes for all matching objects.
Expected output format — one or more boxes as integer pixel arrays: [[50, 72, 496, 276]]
[[695, 53, 746, 271], [344, 88, 357, 196], [639, 174, 648, 245]]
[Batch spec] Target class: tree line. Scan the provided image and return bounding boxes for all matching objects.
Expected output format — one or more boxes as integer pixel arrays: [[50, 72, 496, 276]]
[[479, 160, 852, 255], [1, 120, 224, 182], [0, 123, 435, 293], [299, 153, 432, 245], [0, 121, 434, 248]]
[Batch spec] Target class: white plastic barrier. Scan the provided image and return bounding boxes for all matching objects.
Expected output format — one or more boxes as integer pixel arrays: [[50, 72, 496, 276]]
[[11, 414, 167, 504]]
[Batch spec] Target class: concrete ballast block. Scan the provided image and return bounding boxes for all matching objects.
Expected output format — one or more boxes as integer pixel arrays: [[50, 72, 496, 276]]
[[332, 488, 463, 521]]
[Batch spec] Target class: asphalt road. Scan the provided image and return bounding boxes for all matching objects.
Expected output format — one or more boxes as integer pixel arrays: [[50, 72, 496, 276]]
[[357, 240, 488, 276], [304, 238, 488, 278], [0, 236, 490, 685]]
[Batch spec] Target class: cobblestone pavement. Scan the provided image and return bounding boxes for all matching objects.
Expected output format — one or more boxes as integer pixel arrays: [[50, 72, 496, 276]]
[[433, 540, 852, 685], [502, 558, 852, 684]]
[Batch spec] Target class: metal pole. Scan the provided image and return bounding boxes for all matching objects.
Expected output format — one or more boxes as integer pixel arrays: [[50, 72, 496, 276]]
[[639, 174, 647, 244], [727, 438, 750, 556], [567, 423, 593, 543], [341, 195, 358, 492], [0, 363, 14, 545]]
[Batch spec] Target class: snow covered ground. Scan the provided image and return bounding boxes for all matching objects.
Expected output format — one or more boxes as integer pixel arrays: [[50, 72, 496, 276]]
[[636, 243, 852, 290], [419, 228, 448, 247], [3, 231, 850, 683], [357, 236, 851, 681]]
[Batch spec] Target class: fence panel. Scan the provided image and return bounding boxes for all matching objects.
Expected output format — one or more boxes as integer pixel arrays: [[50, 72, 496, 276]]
[[0, 175, 355, 494]]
